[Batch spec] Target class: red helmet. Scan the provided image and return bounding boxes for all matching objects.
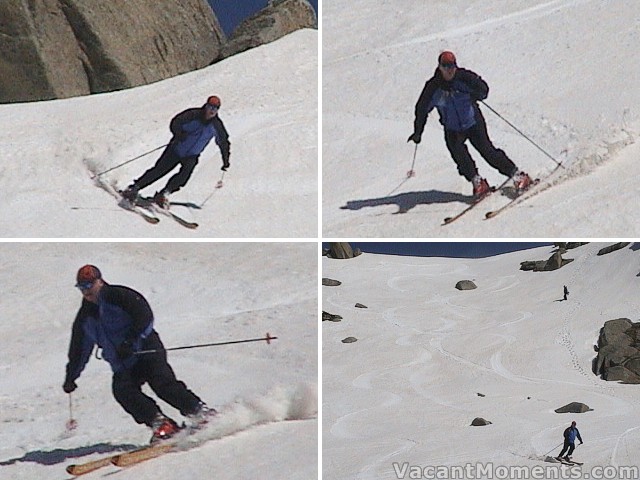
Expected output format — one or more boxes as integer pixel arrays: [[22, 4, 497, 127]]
[[76, 265, 102, 285], [438, 51, 457, 66], [206, 95, 221, 108]]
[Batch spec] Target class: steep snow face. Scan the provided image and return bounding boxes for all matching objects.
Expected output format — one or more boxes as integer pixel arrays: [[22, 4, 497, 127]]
[[0, 242, 317, 479], [323, 1, 640, 237], [323, 243, 640, 479], [0, 29, 317, 238]]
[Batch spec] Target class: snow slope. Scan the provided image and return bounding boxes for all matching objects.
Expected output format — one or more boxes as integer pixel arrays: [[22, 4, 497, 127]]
[[323, 243, 640, 479], [322, 1, 640, 237], [0, 29, 317, 238], [0, 242, 317, 479]]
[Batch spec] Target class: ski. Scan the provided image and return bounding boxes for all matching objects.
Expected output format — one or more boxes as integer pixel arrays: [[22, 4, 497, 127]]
[[137, 197, 199, 229], [66, 445, 148, 476], [442, 176, 512, 226], [118, 199, 160, 224], [111, 442, 173, 467], [485, 161, 564, 220]]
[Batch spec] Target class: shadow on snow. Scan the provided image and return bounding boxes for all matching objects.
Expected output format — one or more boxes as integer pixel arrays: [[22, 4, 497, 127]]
[[0, 442, 137, 467], [340, 189, 472, 214]]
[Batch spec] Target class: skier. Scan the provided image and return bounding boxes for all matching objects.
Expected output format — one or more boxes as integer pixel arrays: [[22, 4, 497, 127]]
[[407, 51, 532, 198], [556, 421, 583, 461], [63, 265, 215, 442], [563, 285, 569, 301], [121, 95, 231, 208]]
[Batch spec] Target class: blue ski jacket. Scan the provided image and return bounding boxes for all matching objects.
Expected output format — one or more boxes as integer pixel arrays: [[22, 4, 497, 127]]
[[564, 426, 583, 444], [169, 107, 231, 164], [412, 67, 489, 135], [65, 284, 155, 382]]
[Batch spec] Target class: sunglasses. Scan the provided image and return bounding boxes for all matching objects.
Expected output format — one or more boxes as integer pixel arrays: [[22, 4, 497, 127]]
[[440, 63, 456, 69], [76, 281, 94, 292], [205, 104, 219, 112]]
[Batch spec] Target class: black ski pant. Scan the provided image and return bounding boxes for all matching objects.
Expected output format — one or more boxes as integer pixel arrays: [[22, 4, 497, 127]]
[[112, 331, 202, 426], [133, 144, 199, 195], [444, 108, 517, 182], [558, 440, 576, 458]]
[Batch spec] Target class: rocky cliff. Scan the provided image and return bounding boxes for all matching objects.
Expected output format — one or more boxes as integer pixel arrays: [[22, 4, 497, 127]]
[[0, 0, 224, 103]]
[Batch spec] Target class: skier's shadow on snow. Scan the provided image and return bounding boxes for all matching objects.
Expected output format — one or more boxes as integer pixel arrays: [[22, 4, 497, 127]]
[[341, 190, 472, 214], [0, 442, 137, 467]]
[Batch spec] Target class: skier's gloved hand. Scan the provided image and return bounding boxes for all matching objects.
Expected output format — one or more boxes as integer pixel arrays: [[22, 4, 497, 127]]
[[221, 160, 230, 171], [407, 132, 421, 144], [117, 340, 134, 360], [63, 379, 77, 394]]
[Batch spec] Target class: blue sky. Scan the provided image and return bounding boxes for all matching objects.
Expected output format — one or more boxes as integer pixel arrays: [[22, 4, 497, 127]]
[[323, 243, 553, 258], [208, 1, 319, 36]]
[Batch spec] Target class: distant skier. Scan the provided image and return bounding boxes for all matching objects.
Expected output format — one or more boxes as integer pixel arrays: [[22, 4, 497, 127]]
[[563, 285, 569, 301], [63, 265, 215, 442], [121, 95, 231, 208], [407, 51, 532, 199], [556, 421, 583, 461]]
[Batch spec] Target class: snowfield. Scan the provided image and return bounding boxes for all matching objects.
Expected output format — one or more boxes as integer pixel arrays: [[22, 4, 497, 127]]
[[323, 243, 640, 479], [0, 242, 317, 479], [322, 1, 640, 237], [0, 29, 317, 238]]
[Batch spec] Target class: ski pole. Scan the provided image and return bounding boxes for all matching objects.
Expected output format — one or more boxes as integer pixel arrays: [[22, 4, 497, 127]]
[[90, 143, 169, 179], [199, 171, 226, 208], [406, 143, 418, 178], [66, 393, 78, 431], [480, 101, 564, 169], [542, 442, 563, 457], [134, 332, 277, 356]]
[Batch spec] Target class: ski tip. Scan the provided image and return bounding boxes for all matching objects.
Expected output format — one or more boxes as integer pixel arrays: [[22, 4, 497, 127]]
[[485, 211, 497, 219], [443, 217, 453, 225]]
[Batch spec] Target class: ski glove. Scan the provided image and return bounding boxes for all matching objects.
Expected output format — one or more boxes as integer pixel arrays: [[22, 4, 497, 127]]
[[407, 132, 422, 144], [221, 161, 230, 171], [117, 340, 134, 360], [63, 380, 77, 393]]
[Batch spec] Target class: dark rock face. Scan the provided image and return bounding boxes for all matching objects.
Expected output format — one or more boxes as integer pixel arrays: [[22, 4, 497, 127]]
[[223, 0, 316, 57], [326, 243, 362, 259], [595, 318, 640, 383], [322, 311, 343, 322], [0, 0, 224, 102]]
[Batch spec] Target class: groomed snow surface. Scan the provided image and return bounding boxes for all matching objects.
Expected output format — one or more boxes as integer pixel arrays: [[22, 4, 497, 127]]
[[323, 243, 640, 479], [323, 1, 640, 237], [0, 243, 317, 479], [0, 29, 317, 238]]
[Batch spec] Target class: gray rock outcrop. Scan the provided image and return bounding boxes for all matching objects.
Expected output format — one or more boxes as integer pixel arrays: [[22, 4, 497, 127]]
[[0, 0, 224, 103], [597, 243, 630, 256], [223, 0, 316, 57], [471, 417, 492, 426], [595, 318, 640, 383], [342, 337, 358, 343], [325, 243, 362, 259], [322, 278, 342, 286], [322, 311, 343, 322], [520, 252, 574, 271]]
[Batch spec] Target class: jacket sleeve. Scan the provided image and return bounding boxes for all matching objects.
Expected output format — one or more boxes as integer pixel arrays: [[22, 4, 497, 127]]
[[169, 109, 202, 137], [412, 70, 440, 137], [212, 116, 231, 165], [64, 301, 97, 383], [576, 429, 582, 442], [456, 68, 489, 101], [102, 285, 154, 340]]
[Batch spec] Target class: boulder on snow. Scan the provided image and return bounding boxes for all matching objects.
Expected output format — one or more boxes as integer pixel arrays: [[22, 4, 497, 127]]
[[325, 242, 362, 259], [554, 402, 592, 414], [223, 0, 317, 58], [471, 417, 492, 426], [597, 243, 630, 256], [322, 311, 342, 322], [595, 318, 640, 383], [520, 252, 574, 272], [355, 303, 367, 309], [342, 336, 358, 344], [455, 280, 477, 291], [322, 278, 342, 286], [0, 0, 224, 103]]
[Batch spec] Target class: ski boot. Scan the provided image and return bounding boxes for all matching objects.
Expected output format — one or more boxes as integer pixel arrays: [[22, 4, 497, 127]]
[[150, 414, 181, 443], [120, 185, 139, 203], [513, 171, 533, 192], [153, 190, 170, 210], [472, 175, 491, 199], [186, 402, 217, 429]]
